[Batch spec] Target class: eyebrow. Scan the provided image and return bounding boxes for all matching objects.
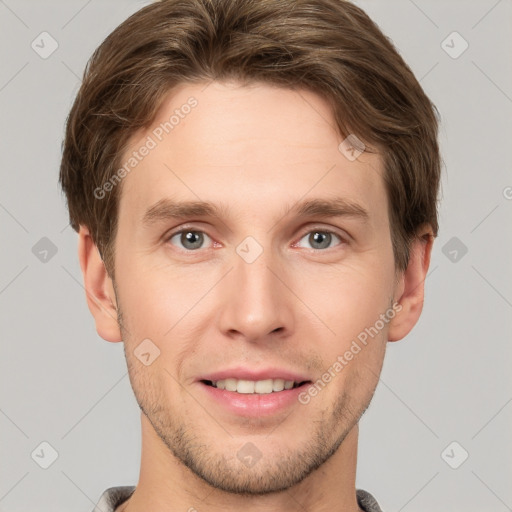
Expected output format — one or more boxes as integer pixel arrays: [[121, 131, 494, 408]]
[[141, 196, 369, 227]]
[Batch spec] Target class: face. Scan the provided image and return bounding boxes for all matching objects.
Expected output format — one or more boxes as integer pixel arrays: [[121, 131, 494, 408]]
[[111, 80, 398, 494]]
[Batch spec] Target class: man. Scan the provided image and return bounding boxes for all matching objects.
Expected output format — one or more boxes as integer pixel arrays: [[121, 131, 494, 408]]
[[59, 0, 440, 511]]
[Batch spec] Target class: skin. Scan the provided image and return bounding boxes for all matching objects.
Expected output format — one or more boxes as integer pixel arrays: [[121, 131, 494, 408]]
[[78, 80, 433, 512]]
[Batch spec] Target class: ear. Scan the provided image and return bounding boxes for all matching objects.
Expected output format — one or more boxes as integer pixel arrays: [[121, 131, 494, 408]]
[[77, 225, 122, 343], [387, 224, 434, 342]]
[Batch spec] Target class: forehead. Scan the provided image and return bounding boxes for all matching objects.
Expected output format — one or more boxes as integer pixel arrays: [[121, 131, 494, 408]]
[[117, 80, 386, 227]]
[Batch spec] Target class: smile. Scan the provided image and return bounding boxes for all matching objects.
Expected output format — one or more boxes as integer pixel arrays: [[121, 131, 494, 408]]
[[202, 378, 309, 394]]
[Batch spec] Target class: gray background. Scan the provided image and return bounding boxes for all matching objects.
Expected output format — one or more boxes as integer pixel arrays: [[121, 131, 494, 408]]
[[1, 0, 511, 511]]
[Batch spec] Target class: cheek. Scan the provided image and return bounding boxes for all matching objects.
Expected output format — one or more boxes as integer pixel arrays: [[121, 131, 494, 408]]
[[115, 254, 192, 336], [298, 269, 392, 399], [302, 264, 394, 340]]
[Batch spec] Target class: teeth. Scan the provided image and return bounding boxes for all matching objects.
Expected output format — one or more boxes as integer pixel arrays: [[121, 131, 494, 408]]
[[210, 378, 300, 394], [254, 379, 273, 394], [237, 380, 255, 394], [272, 379, 285, 392], [225, 378, 237, 392]]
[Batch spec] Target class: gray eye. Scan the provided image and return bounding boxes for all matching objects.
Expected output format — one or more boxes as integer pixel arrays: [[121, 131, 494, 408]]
[[297, 230, 341, 250], [169, 230, 211, 250]]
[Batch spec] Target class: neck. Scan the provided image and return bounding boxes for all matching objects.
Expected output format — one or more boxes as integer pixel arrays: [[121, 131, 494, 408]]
[[119, 414, 363, 512]]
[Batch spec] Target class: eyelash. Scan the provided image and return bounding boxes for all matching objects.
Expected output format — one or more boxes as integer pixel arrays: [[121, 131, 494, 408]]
[[164, 226, 347, 253]]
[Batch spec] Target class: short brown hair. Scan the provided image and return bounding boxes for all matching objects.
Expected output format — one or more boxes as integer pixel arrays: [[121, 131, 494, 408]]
[[59, 0, 441, 279]]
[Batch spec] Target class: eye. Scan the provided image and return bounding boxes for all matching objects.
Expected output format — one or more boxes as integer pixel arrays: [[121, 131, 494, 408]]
[[167, 229, 213, 251], [165, 227, 346, 252], [295, 229, 344, 250]]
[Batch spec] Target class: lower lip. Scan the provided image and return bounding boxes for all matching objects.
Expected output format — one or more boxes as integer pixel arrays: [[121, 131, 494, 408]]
[[198, 382, 310, 417]]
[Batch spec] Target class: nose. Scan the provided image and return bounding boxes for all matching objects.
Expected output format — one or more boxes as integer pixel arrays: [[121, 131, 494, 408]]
[[216, 243, 294, 343]]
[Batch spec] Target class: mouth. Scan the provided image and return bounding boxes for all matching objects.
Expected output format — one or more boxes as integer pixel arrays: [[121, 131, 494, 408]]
[[200, 378, 311, 394], [196, 368, 313, 416]]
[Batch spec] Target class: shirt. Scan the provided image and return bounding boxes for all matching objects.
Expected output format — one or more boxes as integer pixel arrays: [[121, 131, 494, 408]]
[[91, 486, 384, 511]]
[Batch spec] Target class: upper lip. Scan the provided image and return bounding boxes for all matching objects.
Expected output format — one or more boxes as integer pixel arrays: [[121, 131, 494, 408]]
[[197, 367, 311, 383]]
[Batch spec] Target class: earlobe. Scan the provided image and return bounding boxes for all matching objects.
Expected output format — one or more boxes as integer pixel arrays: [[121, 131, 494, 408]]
[[388, 225, 434, 342], [77, 225, 122, 343]]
